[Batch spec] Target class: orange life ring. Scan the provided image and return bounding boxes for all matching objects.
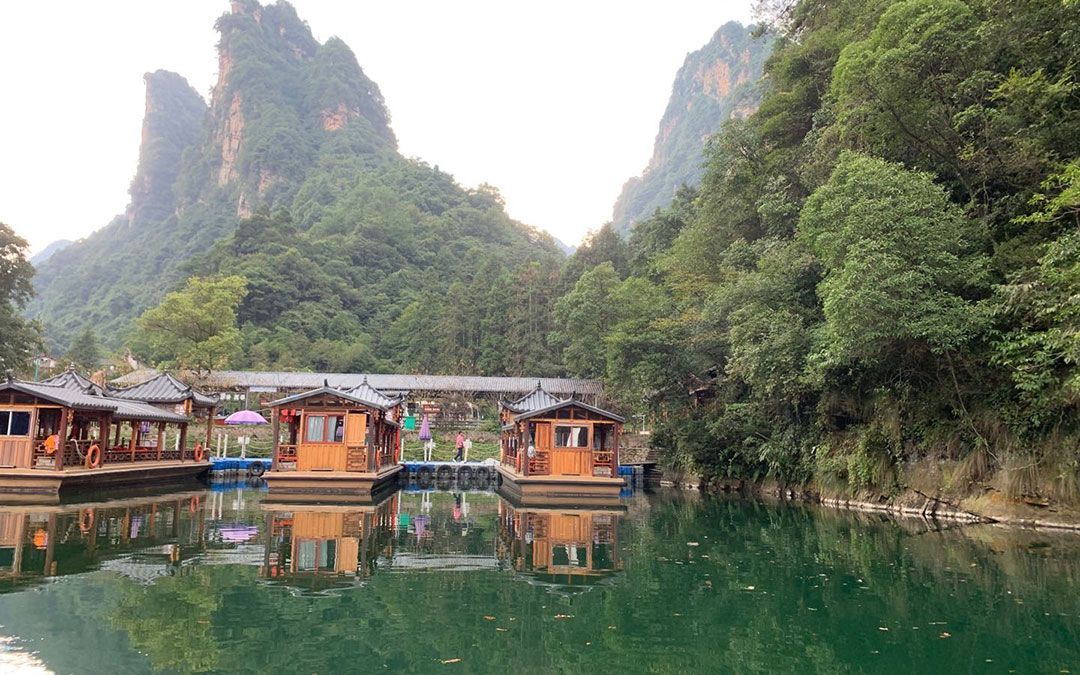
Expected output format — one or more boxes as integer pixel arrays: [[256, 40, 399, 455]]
[[85, 444, 101, 469], [79, 508, 94, 533], [194, 444, 205, 462], [189, 495, 200, 514]]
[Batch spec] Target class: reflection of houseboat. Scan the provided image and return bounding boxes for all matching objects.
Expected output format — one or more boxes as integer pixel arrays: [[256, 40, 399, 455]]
[[496, 501, 622, 589], [264, 379, 404, 502], [497, 384, 625, 505], [0, 369, 216, 502], [0, 491, 209, 590], [260, 499, 396, 592]]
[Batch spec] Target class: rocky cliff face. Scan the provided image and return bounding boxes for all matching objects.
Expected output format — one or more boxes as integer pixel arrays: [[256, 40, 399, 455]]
[[612, 23, 773, 233], [27, 0, 557, 351], [127, 71, 206, 226]]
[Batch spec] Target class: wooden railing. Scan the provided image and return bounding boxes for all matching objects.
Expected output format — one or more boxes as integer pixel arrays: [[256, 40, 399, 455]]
[[592, 450, 616, 477], [35, 439, 191, 470], [277, 444, 298, 471], [527, 450, 550, 475]]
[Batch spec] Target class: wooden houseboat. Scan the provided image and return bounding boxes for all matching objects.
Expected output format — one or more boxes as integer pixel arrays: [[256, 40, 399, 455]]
[[496, 500, 622, 589], [497, 384, 625, 504], [0, 369, 215, 502], [260, 499, 396, 591], [264, 378, 404, 501]]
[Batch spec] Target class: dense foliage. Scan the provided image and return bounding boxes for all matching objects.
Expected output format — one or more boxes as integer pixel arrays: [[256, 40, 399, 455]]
[[0, 224, 42, 375], [131, 275, 248, 374], [551, 0, 1080, 499]]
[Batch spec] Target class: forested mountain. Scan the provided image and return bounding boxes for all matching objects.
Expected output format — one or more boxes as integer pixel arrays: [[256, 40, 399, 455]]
[[28, 0, 563, 372], [553, 0, 1080, 501], [611, 22, 771, 234]]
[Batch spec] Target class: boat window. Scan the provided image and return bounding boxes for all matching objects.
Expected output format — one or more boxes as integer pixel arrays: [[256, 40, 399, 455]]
[[0, 411, 30, 437], [305, 414, 346, 443], [554, 425, 588, 448], [305, 415, 326, 443], [329, 415, 344, 442]]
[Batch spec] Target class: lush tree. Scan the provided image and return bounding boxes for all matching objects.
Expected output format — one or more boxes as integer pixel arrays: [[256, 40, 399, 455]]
[[551, 262, 621, 378], [130, 276, 248, 374], [798, 153, 989, 367], [65, 326, 102, 373], [0, 223, 42, 374]]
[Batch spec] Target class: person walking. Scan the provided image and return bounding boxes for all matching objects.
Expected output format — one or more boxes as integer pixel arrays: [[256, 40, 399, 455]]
[[454, 430, 465, 462]]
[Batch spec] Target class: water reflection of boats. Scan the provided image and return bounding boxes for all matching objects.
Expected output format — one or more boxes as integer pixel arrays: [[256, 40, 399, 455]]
[[259, 496, 397, 594], [0, 490, 229, 591], [496, 501, 623, 592]]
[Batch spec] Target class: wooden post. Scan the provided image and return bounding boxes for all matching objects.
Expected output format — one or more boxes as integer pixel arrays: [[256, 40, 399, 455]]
[[113, 419, 121, 448], [365, 412, 375, 472], [55, 407, 67, 472], [179, 423, 189, 462], [157, 423, 165, 461], [130, 422, 138, 462], [271, 406, 280, 471], [613, 423, 620, 472], [204, 407, 212, 454]]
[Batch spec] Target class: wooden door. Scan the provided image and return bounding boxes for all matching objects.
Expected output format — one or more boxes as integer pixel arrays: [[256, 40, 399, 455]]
[[534, 423, 552, 451], [345, 413, 367, 446]]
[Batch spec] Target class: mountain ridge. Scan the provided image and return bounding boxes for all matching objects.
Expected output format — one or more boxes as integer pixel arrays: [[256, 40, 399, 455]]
[[28, 0, 562, 361]]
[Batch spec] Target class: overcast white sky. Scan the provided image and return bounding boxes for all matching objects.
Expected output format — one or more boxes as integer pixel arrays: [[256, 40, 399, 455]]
[[0, 1, 753, 253]]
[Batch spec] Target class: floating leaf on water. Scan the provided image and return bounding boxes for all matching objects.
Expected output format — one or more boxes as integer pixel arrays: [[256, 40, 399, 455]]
[[878, 627, 888, 631], [441, 658, 461, 664], [607, 625, 616, 629], [495, 628, 507, 632], [939, 632, 952, 639], [554, 614, 574, 619], [687, 542, 699, 546], [746, 586, 755, 591], [483, 616, 495, 621]]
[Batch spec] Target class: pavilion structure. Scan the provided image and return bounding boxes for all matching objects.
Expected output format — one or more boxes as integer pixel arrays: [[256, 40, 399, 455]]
[[497, 383, 626, 505], [0, 368, 215, 501], [263, 378, 404, 502]]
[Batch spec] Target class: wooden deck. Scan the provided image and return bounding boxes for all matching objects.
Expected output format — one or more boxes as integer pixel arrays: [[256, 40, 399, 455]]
[[263, 464, 403, 503], [495, 465, 626, 507], [0, 460, 210, 504]]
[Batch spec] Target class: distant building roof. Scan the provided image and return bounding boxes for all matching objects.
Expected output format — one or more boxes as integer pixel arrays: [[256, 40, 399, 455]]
[[107, 370, 218, 407], [110, 370, 604, 397]]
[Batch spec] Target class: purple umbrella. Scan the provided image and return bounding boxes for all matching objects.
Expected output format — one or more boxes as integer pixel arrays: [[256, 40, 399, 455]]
[[224, 410, 268, 425], [418, 414, 432, 441]]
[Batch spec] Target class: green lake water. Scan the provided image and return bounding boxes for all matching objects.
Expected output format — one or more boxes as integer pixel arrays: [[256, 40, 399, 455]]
[[0, 484, 1077, 674]]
